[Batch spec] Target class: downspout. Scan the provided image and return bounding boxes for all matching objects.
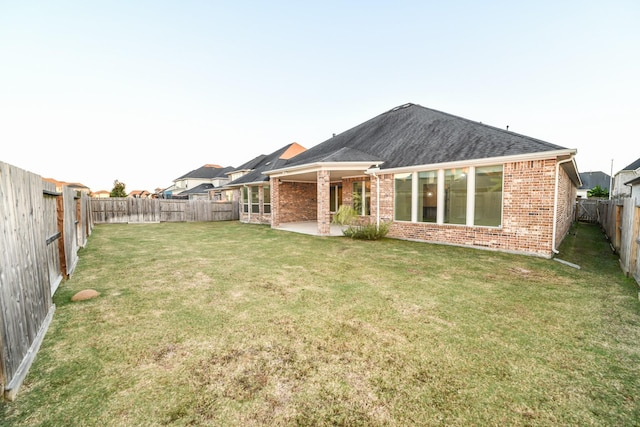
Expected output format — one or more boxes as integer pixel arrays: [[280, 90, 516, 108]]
[[552, 157, 576, 254]]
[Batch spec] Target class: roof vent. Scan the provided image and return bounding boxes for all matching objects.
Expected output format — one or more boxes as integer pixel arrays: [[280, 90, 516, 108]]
[[391, 103, 413, 112]]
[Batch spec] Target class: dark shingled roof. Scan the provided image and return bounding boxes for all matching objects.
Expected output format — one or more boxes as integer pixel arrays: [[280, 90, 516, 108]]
[[234, 155, 268, 172], [578, 171, 611, 191], [620, 157, 640, 172], [177, 165, 234, 180], [171, 183, 215, 199], [283, 103, 569, 170], [229, 143, 303, 185]]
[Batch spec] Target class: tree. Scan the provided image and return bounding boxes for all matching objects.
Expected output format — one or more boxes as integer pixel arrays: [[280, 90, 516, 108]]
[[110, 180, 127, 197], [587, 185, 609, 198]]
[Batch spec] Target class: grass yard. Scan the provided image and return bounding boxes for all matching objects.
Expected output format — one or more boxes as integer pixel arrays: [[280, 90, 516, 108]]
[[2, 221, 640, 426]]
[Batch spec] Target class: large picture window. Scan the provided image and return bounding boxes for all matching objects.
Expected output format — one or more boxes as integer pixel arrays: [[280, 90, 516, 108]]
[[418, 171, 437, 222], [394, 173, 412, 221], [444, 168, 468, 225], [474, 165, 503, 226], [353, 181, 370, 215]]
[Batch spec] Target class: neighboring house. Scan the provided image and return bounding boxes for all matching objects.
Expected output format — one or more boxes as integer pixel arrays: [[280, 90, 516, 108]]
[[264, 103, 581, 258], [612, 157, 640, 198], [163, 164, 234, 199], [128, 190, 151, 198], [91, 190, 110, 198], [626, 175, 640, 202], [171, 183, 215, 200], [226, 143, 306, 224], [577, 171, 611, 198], [43, 178, 91, 194]]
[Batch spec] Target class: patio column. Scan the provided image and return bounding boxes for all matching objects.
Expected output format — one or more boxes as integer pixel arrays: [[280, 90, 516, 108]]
[[317, 170, 331, 235], [271, 178, 280, 229]]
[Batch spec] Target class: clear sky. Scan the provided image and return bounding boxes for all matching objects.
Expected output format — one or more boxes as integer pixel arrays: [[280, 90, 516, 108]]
[[1, 1, 638, 192]]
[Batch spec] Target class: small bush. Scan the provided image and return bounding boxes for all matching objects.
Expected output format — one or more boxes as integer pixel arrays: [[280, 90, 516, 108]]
[[343, 222, 390, 240]]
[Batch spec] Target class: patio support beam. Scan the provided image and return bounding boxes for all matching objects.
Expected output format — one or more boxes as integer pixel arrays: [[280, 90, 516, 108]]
[[271, 178, 280, 229], [317, 170, 331, 235]]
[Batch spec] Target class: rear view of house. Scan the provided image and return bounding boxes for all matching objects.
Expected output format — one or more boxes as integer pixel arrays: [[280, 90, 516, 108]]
[[264, 103, 580, 258]]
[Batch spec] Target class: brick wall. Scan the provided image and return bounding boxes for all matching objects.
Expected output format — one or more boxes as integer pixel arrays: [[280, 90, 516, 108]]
[[555, 164, 577, 247], [278, 181, 317, 223]]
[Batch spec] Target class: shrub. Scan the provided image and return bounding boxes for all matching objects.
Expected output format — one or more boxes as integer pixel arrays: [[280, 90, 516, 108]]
[[343, 221, 390, 240]]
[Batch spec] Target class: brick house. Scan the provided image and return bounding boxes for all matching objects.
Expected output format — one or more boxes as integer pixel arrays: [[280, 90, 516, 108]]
[[226, 142, 306, 224], [264, 103, 581, 258]]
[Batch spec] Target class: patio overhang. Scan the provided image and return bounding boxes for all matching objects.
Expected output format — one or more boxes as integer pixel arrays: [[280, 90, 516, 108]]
[[264, 161, 383, 182]]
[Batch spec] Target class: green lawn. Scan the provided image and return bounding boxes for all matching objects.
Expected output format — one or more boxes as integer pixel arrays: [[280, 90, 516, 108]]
[[2, 221, 639, 426]]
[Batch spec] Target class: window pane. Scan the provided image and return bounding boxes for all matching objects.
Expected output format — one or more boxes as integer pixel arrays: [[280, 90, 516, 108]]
[[444, 168, 468, 224], [475, 165, 503, 226], [353, 182, 362, 214], [364, 181, 371, 215], [394, 173, 412, 221], [418, 171, 437, 223], [251, 187, 259, 204], [263, 186, 270, 204]]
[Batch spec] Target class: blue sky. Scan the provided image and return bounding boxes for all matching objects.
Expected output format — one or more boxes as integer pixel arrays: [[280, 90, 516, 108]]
[[1, 1, 638, 192]]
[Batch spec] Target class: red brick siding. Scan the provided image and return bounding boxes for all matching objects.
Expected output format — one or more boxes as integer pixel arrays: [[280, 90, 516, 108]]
[[278, 181, 317, 223], [555, 164, 577, 248]]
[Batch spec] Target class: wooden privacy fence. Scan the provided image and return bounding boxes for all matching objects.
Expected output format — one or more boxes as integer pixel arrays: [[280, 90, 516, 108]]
[[91, 198, 238, 223], [597, 198, 640, 286], [0, 161, 93, 400], [576, 198, 602, 223]]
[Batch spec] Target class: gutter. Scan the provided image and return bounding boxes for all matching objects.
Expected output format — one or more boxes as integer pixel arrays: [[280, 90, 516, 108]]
[[552, 157, 578, 254]]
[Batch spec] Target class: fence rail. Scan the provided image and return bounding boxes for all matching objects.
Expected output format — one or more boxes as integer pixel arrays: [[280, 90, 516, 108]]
[[597, 198, 640, 286], [91, 198, 238, 223], [0, 161, 93, 400]]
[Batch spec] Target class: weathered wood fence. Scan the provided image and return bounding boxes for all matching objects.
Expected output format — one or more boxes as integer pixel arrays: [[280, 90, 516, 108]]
[[91, 198, 238, 223], [0, 161, 93, 400], [576, 198, 601, 223], [597, 198, 640, 286]]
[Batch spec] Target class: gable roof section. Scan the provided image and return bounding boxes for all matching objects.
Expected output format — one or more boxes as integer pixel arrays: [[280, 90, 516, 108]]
[[232, 154, 268, 173], [578, 171, 611, 190], [176, 165, 234, 180], [227, 143, 306, 186], [173, 183, 215, 197], [282, 103, 572, 171], [620, 157, 640, 172]]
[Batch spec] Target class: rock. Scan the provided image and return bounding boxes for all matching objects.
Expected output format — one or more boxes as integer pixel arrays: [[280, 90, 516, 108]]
[[71, 289, 100, 302]]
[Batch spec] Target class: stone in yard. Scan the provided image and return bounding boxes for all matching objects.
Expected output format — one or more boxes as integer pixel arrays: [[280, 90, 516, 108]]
[[71, 289, 100, 302]]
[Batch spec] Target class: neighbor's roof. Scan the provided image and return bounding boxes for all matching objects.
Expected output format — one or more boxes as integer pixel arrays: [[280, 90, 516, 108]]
[[227, 143, 306, 186], [282, 103, 572, 171], [231, 154, 268, 173], [176, 165, 234, 180], [175, 183, 215, 196], [620, 157, 640, 172], [578, 171, 611, 190]]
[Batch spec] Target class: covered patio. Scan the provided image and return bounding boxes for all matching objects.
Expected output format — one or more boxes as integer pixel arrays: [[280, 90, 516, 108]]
[[275, 221, 345, 237], [265, 160, 381, 236]]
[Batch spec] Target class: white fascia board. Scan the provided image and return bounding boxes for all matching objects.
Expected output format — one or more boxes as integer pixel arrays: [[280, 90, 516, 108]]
[[265, 161, 383, 178], [375, 149, 577, 175], [224, 180, 267, 188]]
